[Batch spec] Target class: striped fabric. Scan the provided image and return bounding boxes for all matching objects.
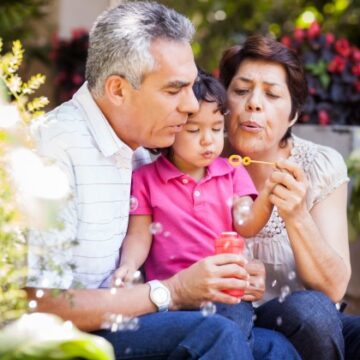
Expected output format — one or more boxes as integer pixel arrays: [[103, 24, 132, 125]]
[[27, 83, 151, 289]]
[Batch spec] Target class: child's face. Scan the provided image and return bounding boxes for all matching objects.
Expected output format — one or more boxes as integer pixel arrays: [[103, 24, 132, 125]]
[[171, 101, 224, 170]]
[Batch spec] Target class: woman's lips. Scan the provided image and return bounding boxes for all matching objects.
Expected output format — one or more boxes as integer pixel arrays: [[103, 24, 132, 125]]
[[239, 121, 263, 133]]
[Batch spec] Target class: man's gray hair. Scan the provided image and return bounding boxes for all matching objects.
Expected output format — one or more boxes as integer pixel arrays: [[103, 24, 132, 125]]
[[86, 1, 195, 96]]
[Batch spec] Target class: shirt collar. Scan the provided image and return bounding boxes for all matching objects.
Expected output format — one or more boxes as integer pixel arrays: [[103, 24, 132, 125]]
[[155, 155, 234, 183], [72, 82, 133, 159]]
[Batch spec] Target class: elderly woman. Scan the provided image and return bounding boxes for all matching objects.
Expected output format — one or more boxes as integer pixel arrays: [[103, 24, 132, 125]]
[[219, 35, 360, 360]]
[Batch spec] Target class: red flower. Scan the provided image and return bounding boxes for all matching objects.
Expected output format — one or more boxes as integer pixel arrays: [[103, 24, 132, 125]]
[[307, 22, 321, 39], [281, 36, 292, 48], [71, 28, 88, 40], [328, 56, 346, 73], [294, 28, 305, 42], [351, 47, 360, 63], [352, 64, 360, 76], [318, 110, 330, 126], [325, 33, 335, 46], [309, 87, 316, 95], [335, 38, 351, 57]]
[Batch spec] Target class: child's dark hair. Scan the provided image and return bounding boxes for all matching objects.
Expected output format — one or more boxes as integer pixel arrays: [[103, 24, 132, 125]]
[[193, 68, 228, 116], [149, 68, 228, 156]]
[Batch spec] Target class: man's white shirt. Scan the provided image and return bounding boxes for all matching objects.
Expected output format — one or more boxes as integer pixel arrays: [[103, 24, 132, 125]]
[[27, 83, 151, 289]]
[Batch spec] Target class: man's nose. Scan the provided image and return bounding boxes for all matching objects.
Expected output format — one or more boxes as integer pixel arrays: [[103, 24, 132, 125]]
[[179, 88, 199, 115]]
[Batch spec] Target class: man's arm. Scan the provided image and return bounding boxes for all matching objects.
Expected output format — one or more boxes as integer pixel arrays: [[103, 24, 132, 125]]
[[26, 253, 250, 331]]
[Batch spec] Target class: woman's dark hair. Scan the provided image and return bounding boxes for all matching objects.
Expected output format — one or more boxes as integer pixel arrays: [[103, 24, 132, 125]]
[[219, 35, 308, 143], [149, 68, 228, 156]]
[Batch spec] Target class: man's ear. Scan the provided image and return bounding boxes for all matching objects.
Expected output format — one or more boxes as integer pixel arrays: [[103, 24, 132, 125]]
[[289, 112, 298, 127], [104, 75, 131, 105]]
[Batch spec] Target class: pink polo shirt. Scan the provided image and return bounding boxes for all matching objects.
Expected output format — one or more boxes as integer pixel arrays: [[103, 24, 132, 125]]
[[130, 155, 257, 281]]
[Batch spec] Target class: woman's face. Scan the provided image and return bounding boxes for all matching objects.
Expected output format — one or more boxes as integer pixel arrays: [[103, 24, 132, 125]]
[[226, 59, 293, 158]]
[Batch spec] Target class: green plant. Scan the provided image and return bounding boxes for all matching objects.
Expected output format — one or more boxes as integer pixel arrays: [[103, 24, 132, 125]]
[[0, 39, 49, 324], [347, 146, 360, 241]]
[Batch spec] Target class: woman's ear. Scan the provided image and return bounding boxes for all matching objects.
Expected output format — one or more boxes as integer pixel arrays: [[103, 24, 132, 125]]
[[289, 112, 298, 128]]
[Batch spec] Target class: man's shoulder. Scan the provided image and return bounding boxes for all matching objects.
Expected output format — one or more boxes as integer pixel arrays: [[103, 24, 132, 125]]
[[31, 100, 90, 146]]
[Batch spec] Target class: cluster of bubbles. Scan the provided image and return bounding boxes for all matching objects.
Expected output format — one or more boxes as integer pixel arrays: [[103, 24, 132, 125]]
[[102, 313, 139, 332], [231, 196, 253, 226]]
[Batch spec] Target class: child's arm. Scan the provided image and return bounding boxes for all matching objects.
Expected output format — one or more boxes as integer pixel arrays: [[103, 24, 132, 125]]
[[116, 214, 153, 282], [233, 180, 273, 238]]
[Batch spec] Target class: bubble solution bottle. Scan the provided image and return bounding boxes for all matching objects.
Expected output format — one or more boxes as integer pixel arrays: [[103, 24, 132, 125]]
[[215, 231, 245, 298]]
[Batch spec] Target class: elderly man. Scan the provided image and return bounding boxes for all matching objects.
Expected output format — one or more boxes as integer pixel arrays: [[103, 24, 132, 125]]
[[26, 2, 299, 359]]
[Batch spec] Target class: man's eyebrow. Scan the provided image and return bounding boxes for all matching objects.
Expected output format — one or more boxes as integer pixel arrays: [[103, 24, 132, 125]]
[[162, 80, 191, 89], [235, 76, 281, 87]]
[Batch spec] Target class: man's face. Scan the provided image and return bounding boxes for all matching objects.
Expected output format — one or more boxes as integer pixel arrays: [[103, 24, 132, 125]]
[[119, 39, 199, 149]]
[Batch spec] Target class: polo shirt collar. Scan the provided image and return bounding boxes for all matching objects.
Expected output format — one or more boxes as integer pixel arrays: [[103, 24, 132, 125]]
[[156, 155, 233, 183], [73, 82, 133, 158]]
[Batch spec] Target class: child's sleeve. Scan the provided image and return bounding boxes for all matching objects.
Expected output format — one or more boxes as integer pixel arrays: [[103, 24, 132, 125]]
[[130, 168, 153, 215], [232, 165, 258, 199]]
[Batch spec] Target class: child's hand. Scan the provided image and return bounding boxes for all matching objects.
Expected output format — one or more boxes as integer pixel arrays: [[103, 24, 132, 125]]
[[113, 264, 138, 286]]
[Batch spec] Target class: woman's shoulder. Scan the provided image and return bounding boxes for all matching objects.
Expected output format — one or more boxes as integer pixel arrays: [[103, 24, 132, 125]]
[[291, 135, 349, 206]]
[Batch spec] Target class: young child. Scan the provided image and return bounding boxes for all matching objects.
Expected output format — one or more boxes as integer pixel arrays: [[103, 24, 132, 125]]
[[118, 70, 273, 283]]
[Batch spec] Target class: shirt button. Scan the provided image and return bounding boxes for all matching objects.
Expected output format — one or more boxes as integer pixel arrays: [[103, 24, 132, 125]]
[[182, 178, 189, 184], [194, 190, 201, 197]]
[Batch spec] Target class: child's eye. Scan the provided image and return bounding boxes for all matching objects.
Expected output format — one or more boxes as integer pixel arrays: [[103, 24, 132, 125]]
[[186, 129, 199, 133], [212, 128, 223, 132]]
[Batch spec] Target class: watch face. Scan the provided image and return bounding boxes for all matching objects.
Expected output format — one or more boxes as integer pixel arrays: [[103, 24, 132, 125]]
[[153, 287, 169, 304]]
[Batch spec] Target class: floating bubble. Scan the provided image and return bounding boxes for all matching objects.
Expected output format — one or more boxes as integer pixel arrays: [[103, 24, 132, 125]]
[[28, 300, 37, 309], [226, 196, 235, 207], [271, 279, 277, 288], [233, 198, 252, 225], [278, 285, 290, 303], [288, 271, 296, 280], [125, 348, 132, 355], [252, 314, 257, 322], [110, 287, 117, 295], [35, 289, 44, 298], [149, 222, 163, 235], [129, 196, 139, 211], [163, 231, 171, 237], [200, 301, 217, 317], [276, 316, 283, 326]]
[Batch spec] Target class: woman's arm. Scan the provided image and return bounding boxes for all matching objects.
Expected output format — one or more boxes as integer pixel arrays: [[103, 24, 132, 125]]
[[269, 160, 351, 302], [117, 214, 153, 281]]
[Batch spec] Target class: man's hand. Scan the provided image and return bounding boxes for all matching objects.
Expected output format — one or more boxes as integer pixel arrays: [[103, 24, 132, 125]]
[[163, 254, 249, 310], [242, 259, 265, 302]]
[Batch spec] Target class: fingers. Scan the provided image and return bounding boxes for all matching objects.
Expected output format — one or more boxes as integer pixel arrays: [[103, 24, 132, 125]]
[[216, 263, 249, 280], [275, 160, 306, 183], [210, 253, 248, 267]]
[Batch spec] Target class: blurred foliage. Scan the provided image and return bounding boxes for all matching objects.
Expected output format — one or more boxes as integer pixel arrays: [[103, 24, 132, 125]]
[[0, 39, 48, 325], [0, 0, 48, 51], [347, 147, 360, 240], [159, 0, 360, 71]]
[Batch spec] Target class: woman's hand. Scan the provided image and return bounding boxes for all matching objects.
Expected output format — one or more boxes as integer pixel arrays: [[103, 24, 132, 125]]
[[242, 259, 266, 302], [269, 160, 309, 222], [163, 254, 249, 310]]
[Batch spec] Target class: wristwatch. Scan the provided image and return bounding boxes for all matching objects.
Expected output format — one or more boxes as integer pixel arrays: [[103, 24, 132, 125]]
[[148, 280, 171, 312]]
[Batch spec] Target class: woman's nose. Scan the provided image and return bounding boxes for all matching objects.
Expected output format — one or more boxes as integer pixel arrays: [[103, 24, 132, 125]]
[[246, 93, 263, 112]]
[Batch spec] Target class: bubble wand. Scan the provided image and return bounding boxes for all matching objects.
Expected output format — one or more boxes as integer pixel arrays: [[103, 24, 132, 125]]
[[228, 154, 275, 167]]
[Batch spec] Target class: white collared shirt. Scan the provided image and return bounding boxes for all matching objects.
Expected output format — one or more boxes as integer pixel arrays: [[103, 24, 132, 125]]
[[27, 83, 151, 289]]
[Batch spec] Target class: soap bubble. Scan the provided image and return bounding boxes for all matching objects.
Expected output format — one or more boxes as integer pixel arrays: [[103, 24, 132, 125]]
[[278, 285, 291, 303], [200, 302, 217, 317], [149, 222, 163, 235], [276, 316, 283, 326], [129, 196, 138, 211], [288, 271, 296, 280]]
